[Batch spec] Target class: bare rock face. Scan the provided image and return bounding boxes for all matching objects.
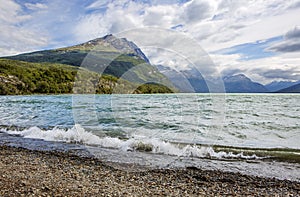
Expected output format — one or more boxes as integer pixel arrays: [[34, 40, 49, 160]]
[[78, 34, 150, 64]]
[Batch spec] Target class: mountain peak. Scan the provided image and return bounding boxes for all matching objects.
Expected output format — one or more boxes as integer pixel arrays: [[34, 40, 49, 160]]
[[102, 34, 115, 39], [223, 74, 250, 82], [81, 34, 150, 63], [223, 73, 267, 93]]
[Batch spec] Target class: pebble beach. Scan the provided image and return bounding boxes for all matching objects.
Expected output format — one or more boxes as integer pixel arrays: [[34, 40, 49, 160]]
[[0, 145, 299, 196]]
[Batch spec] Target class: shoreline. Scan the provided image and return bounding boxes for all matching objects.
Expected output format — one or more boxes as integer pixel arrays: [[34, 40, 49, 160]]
[[1, 145, 299, 196]]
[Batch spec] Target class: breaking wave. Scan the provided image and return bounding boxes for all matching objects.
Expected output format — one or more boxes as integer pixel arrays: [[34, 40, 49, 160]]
[[1, 124, 259, 160]]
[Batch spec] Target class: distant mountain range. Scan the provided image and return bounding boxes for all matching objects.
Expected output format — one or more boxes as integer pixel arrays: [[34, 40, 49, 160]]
[[159, 65, 300, 93], [0, 34, 299, 94], [223, 74, 268, 93], [265, 80, 300, 92], [157, 61, 300, 93], [156, 65, 209, 93], [275, 83, 300, 93], [157, 65, 270, 93]]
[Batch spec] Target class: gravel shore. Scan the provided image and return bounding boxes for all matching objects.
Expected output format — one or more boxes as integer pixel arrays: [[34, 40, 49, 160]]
[[0, 145, 299, 196]]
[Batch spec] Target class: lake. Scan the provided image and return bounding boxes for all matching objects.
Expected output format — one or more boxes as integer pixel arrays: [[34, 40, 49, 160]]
[[1, 94, 300, 181]]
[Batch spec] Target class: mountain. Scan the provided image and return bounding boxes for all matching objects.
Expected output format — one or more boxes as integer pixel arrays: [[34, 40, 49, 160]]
[[0, 35, 175, 95], [156, 65, 209, 93], [276, 83, 300, 93], [265, 80, 300, 92], [6, 34, 149, 63], [83, 34, 150, 63], [223, 74, 268, 93], [4, 34, 154, 79], [156, 65, 268, 93]]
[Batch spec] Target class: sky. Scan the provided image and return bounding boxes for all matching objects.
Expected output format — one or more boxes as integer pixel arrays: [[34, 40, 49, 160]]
[[0, 0, 300, 84]]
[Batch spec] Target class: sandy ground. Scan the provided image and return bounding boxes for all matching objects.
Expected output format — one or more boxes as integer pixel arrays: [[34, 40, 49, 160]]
[[0, 145, 299, 196]]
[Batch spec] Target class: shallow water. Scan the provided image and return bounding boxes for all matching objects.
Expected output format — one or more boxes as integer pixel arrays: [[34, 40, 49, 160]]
[[0, 94, 300, 181]]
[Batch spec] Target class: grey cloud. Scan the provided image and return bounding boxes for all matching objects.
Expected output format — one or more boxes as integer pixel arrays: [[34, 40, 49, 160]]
[[285, 27, 300, 39], [288, 1, 300, 9], [254, 68, 300, 81], [221, 68, 244, 77], [229, 24, 245, 30], [268, 27, 300, 53], [268, 42, 300, 53], [183, 0, 213, 22]]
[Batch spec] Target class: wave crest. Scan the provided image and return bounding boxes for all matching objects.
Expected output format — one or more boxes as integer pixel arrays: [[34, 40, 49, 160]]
[[1, 124, 259, 160]]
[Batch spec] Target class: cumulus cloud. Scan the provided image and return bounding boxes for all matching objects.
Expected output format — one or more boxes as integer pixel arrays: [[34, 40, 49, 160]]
[[0, 0, 48, 56], [74, 1, 145, 42], [181, 0, 216, 22], [73, 0, 219, 43], [268, 27, 300, 53], [0, 0, 30, 24], [143, 4, 179, 27]]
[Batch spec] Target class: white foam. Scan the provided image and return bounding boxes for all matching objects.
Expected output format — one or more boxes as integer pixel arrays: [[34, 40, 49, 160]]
[[1, 125, 259, 160]]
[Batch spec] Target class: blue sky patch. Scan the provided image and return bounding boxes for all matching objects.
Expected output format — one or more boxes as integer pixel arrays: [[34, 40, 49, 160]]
[[171, 24, 184, 30], [215, 36, 283, 61]]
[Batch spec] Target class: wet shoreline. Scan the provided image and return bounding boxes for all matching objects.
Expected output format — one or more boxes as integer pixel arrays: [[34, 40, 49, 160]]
[[0, 145, 299, 196]]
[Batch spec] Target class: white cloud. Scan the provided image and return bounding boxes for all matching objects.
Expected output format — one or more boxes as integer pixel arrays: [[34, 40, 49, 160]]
[[146, 48, 192, 71], [86, 0, 110, 10], [73, 0, 218, 41], [143, 4, 179, 27], [197, 1, 300, 51], [0, 0, 48, 56], [73, 14, 110, 42], [210, 51, 300, 84], [181, 0, 216, 23], [74, 1, 145, 42], [73, 0, 300, 52], [268, 26, 300, 53], [0, 0, 30, 24], [25, 3, 48, 10]]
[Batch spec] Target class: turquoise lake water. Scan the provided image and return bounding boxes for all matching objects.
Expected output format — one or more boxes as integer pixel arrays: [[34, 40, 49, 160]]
[[0, 94, 300, 181]]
